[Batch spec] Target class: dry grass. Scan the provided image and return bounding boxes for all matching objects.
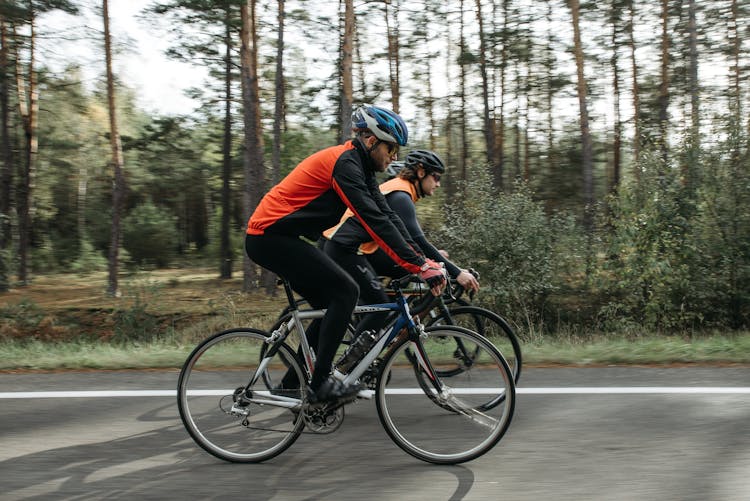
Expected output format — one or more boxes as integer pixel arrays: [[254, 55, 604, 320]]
[[0, 268, 288, 342], [1, 268, 281, 314], [1, 268, 749, 371]]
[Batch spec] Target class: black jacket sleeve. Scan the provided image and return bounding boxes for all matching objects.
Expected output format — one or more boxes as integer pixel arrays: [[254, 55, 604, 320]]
[[386, 191, 462, 279], [331, 155, 425, 274]]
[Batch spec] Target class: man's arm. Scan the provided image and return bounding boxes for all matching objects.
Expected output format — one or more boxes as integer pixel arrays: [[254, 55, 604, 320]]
[[331, 157, 425, 274]]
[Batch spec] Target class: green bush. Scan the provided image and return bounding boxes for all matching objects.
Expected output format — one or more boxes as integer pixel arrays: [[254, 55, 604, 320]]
[[122, 201, 178, 267], [437, 176, 576, 334], [70, 239, 108, 273], [0, 299, 46, 339], [599, 141, 750, 330], [112, 282, 164, 343]]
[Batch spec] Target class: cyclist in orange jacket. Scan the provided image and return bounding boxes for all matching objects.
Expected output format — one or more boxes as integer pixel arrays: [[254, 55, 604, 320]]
[[245, 105, 446, 405]]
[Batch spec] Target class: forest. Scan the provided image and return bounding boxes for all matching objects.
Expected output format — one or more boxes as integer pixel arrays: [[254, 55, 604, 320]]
[[0, 0, 748, 336]]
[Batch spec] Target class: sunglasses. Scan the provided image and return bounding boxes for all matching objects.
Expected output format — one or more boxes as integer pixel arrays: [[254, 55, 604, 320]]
[[377, 140, 399, 156], [430, 172, 441, 182]]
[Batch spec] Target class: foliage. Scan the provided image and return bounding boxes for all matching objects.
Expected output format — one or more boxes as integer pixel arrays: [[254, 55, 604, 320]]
[[0, 299, 45, 334], [111, 282, 165, 344], [599, 155, 697, 330], [0, 0, 747, 345], [70, 239, 108, 274], [436, 174, 578, 333], [598, 136, 750, 330], [122, 201, 178, 268]]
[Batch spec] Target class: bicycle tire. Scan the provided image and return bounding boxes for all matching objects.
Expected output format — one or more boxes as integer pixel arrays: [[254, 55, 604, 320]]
[[375, 325, 515, 464], [177, 327, 305, 463], [425, 305, 522, 385]]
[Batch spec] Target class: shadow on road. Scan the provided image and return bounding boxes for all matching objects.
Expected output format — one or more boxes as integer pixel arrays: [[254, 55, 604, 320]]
[[2, 401, 479, 500]]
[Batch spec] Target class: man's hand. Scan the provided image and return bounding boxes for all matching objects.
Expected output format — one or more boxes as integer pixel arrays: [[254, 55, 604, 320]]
[[419, 259, 447, 296]]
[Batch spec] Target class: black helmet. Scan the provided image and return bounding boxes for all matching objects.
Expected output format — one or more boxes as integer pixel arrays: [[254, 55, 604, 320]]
[[404, 149, 446, 174]]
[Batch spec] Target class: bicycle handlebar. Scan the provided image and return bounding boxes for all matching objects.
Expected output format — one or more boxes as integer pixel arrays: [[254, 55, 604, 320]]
[[384, 265, 480, 302]]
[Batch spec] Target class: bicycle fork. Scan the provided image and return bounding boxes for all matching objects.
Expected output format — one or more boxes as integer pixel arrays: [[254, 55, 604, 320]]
[[405, 326, 443, 391], [405, 327, 501, 431]]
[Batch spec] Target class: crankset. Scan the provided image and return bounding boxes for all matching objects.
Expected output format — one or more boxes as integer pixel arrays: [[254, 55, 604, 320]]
[[302, 402, 345, 434]]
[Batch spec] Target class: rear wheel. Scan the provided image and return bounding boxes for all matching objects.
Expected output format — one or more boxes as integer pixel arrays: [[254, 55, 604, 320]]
[[177, 328, 305, 463]]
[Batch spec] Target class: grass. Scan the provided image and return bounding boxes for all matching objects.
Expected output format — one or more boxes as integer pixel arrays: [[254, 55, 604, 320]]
[[1, 332, 748, 372], [521, 332, 750, 366], [1, 268, 749, 371]]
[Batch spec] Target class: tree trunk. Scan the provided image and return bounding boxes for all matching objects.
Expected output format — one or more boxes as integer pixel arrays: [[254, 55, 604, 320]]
[[627, 0, 641, 174], [568, 0, 594, 234], [611, 0, 622, 193], [13, 9, 38, 286], [513, 59, 521, 181], [384, 0, 400, 113], [494, 0, 509, 190], [272, 0, 284, 184], [0, 18, 10, 292], [475, 0, 495, 174], [458, 0, 467, 182], [220, 4, 234, 279], [545, 1, 555, 182], [0, 19, 12, 253], [728, 0, 741, 118], [684, 0, 699, 188], [727, 0, 742, 327], [77, 160, 87, 252], [103, 0, 126, 297], [425, 53, 436, 150], [339, 0, 354, 143], [444, 13, 455, 201], [523, 64, 530, 183], [241, 0, 269, 292], [658, 0, 670, 165]]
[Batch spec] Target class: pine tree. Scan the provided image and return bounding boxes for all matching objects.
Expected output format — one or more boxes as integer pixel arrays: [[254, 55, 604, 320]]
[[103, 0, 126, 297]]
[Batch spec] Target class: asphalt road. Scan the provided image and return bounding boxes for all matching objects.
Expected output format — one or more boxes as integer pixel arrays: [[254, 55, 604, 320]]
[[1, 367, 749, 501]]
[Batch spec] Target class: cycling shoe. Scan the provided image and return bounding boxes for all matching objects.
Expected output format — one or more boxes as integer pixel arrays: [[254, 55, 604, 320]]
[[306, 377, 363, 406]]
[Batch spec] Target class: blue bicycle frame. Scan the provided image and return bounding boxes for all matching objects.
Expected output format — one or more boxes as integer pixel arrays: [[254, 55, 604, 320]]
[[267, 277, 441, 399]]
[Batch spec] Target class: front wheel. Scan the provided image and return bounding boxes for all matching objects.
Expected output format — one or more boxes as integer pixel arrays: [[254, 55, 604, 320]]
[[375, 325, 515, 464], [177, 328, 306, 463]]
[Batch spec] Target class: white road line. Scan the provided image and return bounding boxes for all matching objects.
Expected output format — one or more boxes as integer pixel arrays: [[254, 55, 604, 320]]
[[1, 387, 749, 399]]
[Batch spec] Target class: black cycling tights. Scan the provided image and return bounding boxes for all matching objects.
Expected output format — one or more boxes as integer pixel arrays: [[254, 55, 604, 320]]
[[245, 233, 359, 391], [323, 240, 392, 336]]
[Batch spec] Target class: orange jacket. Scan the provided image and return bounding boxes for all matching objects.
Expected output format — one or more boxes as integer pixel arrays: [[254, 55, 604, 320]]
[[246, 140, 424, 274]]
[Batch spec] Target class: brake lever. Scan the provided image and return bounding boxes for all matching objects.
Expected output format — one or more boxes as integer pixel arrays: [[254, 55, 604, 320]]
[[441, 264, 457, 302], [467, 267, 479, 300]]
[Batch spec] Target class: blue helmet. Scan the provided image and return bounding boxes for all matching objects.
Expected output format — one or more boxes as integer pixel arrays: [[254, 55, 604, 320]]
[[352, 105, 408, 146]]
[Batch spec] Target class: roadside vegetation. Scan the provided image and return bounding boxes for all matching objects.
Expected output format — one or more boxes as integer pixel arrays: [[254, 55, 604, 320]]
[[1, 268, 748, 372], [1, 3, 748, 371]]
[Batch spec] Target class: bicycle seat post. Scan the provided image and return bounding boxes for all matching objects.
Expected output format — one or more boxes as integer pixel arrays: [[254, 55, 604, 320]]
[[279, 278, 297, 311]]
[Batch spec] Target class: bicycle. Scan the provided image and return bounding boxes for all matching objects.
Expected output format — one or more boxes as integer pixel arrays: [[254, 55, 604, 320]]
[[177, 275, 516, 465], [275, 270, 523, 386]]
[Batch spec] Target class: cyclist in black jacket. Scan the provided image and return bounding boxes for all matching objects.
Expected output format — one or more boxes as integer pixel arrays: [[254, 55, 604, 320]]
[[245, 106, 446, 405], [323, 149, 479, 336]]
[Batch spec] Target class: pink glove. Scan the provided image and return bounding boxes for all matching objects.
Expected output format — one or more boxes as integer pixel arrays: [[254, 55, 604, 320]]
[[419, 259, 447, 291]]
